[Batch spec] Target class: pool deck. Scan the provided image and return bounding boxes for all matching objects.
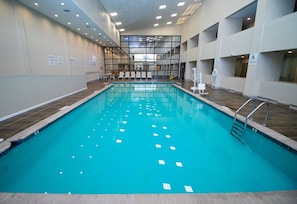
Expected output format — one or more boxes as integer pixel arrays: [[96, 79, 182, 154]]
[[1, 191, 297, 204], [1, 79, 297, 204]]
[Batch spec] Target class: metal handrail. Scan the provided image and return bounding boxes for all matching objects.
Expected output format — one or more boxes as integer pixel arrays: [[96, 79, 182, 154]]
[[244, 102, 270, 129], [234, 98, 257, 122]]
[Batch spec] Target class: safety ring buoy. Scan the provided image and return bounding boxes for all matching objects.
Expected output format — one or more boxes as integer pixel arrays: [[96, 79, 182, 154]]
[[211, 69, 217, 78]]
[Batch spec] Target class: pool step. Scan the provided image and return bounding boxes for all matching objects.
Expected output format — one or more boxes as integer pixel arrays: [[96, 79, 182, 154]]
[[231, 120, 245, 141]]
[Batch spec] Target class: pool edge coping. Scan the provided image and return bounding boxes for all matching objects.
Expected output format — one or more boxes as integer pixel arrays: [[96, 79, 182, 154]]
[[0, 84, 112, 155], [1, 190, 297, 204], [175, 84, 297, 152]]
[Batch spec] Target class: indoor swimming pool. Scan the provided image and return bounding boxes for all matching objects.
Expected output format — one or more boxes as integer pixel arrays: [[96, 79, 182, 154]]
[[0, 83, 296, 194]]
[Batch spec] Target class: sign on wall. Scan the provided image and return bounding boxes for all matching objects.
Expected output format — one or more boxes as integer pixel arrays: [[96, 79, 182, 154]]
[[48, 55, 55, 65], [249, 53, 258, 65]]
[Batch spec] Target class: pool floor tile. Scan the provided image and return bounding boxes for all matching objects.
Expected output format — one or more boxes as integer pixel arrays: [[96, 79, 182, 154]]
[[163, 183, 171, 190], [184, 185, 193, 192]]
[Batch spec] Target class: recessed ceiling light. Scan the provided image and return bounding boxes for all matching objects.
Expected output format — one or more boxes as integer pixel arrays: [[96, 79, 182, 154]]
[[159, 5, 166, 9], [76, 14, 79, 17], [86, 22, 89, 25], [34, 2, 38, 6], [154, 23, 159, 27], [91, 36, 94, 39], [119, 28, 125, 32], [110, 12, 118, 16], [288, 50, 293, 54], [167, 21, 172, 25], [67, 22, 71, 25], [93, 28, 96, 31], [177, 2, 185, 6], [77, 28, 80, 30], [61, 2, 65, 6], [85, 33, 88, 35], [54, 14, 58, 17], [115, 22, 122, 25], [171, 13, 177, 17], [247, 17, 251, 21], [156, 16, 162, 19]]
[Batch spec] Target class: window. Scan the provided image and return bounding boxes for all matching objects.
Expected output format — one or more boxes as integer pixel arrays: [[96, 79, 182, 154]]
[[234, 55, 249, 77], [103, 35, 181, 78], [280, 53, 297, 83]]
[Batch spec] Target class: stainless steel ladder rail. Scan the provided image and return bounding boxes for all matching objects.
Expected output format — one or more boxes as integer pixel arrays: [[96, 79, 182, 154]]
[[244, 101, 270, 129], [231, 99, 270, 142], [233, 98, 257, 123]]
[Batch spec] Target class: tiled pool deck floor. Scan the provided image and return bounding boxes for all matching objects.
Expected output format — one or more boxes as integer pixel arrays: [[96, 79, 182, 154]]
[[0, 79, 297, 204]]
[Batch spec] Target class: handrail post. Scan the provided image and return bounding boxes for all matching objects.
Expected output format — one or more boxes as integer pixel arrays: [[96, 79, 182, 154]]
[[263, 103, 270, 126]]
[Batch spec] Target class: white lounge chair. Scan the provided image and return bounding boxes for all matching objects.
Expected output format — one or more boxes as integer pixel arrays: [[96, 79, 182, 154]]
[[130, 71, 135, 79], [141, 71, 146, 79], [136, 71, 141, 79], [125, 71, 130, 79], [118, 71, 124, 79], [147, 72, 152, 80]]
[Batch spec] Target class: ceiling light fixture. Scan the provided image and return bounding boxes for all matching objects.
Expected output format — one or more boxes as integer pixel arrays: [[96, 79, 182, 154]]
[[119, 29, 125, 32], [54, 14, 58, 17], [156, 16, 162, 19], [67, 22, 71, 25], [110, 12, 118, 16], [76, 14, 79, 17], [61, 2, 65, 6], [154, 23, 159, 27], [159, 5, 166, 9], [171, 13, 177, 17], [34, 2, 38, 6], [167, 21, 172, 25], [288, 50, 293, 54], [115, 22, 122, 25]]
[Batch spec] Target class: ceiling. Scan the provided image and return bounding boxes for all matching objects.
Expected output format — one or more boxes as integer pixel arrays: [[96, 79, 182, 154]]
[[100, 0, 203, 31], [17, 0, 203, 48]]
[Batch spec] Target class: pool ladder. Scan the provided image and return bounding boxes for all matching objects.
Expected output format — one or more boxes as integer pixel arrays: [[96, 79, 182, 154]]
[[231, 98, 270, 142]]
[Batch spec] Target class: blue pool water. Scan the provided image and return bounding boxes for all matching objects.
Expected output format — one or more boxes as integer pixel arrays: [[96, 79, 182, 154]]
[[0, 83, 297, 194]]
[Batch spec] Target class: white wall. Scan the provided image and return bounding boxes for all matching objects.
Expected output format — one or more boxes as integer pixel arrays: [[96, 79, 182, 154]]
[[0, 0, 104, 120], [261, 12, 297, 52], [220, 28, 254, 57], [258, 81, 297, 105], [123, 25, 182, 36], [221, 77, 246, 93], [73, 0, 120, 45], [180, 0, 297, 105]]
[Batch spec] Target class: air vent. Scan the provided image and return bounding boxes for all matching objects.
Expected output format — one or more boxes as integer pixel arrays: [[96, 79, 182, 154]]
[[63, 9, 70, 12]]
